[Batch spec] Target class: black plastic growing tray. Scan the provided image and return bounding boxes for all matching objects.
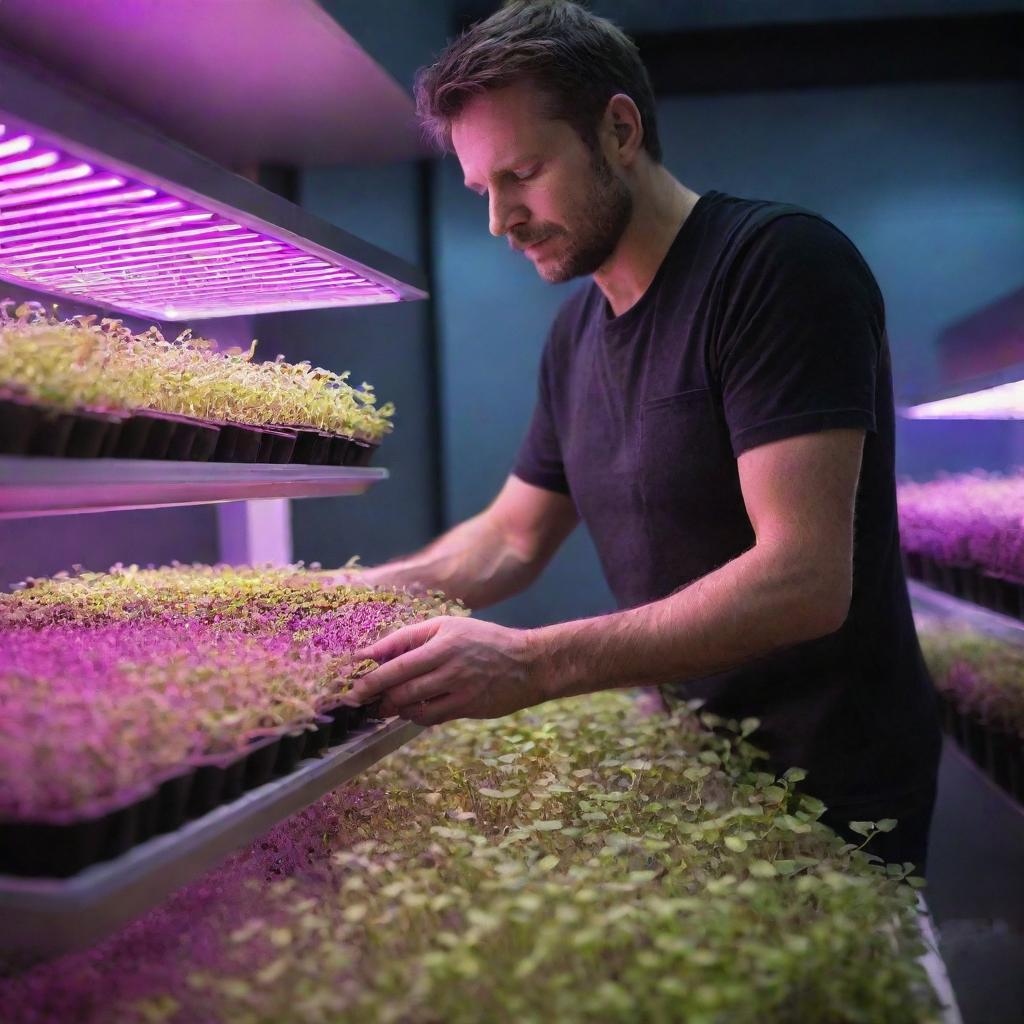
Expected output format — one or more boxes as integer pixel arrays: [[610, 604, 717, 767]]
[[904, 551, 1024, 622], [0, 717, 420, 961], [937, 692, 1024, 804], [0, 701, 380, 878], [1, 396, 382, 467]]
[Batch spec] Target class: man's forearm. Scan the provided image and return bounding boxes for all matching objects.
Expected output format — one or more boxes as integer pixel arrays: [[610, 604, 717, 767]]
[[529, 542, 850, 701], [362, 512, 543, 609]]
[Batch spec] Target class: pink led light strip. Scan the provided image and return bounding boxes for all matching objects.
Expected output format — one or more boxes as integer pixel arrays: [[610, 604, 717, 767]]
[[903, 379, 1024, 420], [0, 122, 400, 318]]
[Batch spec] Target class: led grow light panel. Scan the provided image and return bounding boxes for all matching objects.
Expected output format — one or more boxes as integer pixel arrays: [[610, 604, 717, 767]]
[[902, 378, 1024, 420], [0, 121, 405, 319]]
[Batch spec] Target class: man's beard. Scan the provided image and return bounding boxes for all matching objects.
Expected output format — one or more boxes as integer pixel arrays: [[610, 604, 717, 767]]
[[533, 154, 633, 284]]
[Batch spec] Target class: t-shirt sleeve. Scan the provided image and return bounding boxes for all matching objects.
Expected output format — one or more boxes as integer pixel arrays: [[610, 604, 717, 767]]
[[512, 331, 571, 495], [714, 213, 882, 457]]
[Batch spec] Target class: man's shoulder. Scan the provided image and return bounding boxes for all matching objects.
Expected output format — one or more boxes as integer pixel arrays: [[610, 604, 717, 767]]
[[701, 193, 877, 305], [710, 192, 863, 263]]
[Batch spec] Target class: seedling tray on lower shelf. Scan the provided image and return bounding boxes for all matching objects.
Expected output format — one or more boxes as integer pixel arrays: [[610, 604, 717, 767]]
[[935, 692, 1024, 803], [0, 717, 421, 961], [909, 581, 1024, 808], [0, 703, 376, 878], [905, 551, 1024, 621]]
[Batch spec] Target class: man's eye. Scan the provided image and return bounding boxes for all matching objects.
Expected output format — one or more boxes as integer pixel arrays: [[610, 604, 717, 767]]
[[513, 166, 539, 182]]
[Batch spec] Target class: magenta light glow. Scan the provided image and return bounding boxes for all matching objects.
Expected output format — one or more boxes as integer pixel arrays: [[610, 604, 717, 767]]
[[902, 379, 1024, 420], [0, 123, 402, 318], [0, 133, 33, 159], [0, 149, 59, 177]]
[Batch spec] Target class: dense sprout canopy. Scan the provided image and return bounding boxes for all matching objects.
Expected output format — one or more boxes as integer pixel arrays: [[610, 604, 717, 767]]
[[0, 692, 938, 1022], [0, 301, 395, 441]]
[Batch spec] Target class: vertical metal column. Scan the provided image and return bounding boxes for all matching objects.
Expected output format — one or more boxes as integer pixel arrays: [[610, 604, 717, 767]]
[[217, 499, 293, 566]]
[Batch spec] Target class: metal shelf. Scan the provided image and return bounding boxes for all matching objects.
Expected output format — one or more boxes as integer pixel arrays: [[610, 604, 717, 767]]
[[0, 718, 422, 960], [917, 897, 964, 1024], [942, 732, 1024, 828], [0, 456, 388, 519], [908, 579, 1024, 648]]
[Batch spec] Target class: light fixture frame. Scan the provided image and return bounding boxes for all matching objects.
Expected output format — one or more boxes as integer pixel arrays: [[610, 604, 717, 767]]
[[0, 51, 428, 320], [900, 362, 1024, 421]]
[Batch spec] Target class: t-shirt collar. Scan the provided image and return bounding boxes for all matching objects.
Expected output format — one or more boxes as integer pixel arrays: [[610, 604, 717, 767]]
[[600, 190, 717, 334]]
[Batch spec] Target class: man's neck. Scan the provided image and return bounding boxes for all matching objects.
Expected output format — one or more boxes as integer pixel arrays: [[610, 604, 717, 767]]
[[593, 168, 700, 318]]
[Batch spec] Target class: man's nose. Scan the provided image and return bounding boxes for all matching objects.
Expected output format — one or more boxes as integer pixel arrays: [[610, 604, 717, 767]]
[[488, 190, 528, 238]]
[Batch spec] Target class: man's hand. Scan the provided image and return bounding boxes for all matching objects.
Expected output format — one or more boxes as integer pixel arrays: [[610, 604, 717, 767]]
[[348, 617, 546, 726]]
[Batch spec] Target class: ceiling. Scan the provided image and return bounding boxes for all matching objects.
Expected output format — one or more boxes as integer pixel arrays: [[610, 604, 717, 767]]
[[458, 0, 1021, 30]]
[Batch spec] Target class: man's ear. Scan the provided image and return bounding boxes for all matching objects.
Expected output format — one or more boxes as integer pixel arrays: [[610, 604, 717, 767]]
[[603, 93, 644, 166]]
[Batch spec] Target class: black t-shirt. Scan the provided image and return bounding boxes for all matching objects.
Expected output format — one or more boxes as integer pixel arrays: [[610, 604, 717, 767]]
[[513, 190, 941, 809]]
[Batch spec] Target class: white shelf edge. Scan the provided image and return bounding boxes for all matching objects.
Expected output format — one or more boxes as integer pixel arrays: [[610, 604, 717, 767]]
[[0, 456, 388, 519], [909, 579, 1024, 647], [917, 896, 964, 1024], [0, 718, 422, 959]]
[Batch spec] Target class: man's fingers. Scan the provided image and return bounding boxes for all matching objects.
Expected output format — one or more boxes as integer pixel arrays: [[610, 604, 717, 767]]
[[353, 619, 440, 666], [380, 667, 455, 717], [349, 639, 448, 703], [402, 689, 467, 727]]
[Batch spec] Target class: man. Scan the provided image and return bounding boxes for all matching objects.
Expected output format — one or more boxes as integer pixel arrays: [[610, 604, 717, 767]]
[[345, 0, 942, 869]]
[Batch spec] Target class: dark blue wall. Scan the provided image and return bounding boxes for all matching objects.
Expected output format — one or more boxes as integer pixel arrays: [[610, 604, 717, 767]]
[[253, 162, 439, 570], [459, 0, 1017, 30]]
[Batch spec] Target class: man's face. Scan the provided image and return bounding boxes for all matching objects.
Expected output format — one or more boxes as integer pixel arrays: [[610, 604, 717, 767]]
[[452, 82, 633, 283]]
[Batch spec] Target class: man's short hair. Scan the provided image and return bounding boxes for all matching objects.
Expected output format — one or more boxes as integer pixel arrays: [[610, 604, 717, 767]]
[[415, 0, 662, 163]]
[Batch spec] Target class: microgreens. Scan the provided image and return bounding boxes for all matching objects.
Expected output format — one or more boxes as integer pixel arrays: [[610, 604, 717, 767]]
[[899, 471, 1024, 583], [0, 301, 394, 442], [915, 613, 1024, 738], [0, 693, 939, 1022], [0, 564, 465, 818]]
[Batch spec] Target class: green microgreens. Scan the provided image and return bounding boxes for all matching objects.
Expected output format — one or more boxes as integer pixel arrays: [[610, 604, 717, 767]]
[[0, 301, 394, 441], [169, 694, 938, 1023]]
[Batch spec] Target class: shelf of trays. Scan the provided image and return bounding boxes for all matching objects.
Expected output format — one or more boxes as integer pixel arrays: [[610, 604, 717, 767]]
[[0, 455, 388, 519], [904, 552, 1024, 625], [0, 717, 422, 960], [910, 579, 1024, 813], [909, 578, 1024, 648]]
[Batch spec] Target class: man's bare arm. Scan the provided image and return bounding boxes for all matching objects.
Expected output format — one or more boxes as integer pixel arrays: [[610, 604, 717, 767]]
[[347, 429, 864, 723], [350, 475, 578, 609], [531, 429, 863, 698]]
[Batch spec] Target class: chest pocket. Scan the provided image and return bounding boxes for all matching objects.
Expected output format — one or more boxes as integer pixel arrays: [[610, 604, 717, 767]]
[[639, 387, 753, 587]]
